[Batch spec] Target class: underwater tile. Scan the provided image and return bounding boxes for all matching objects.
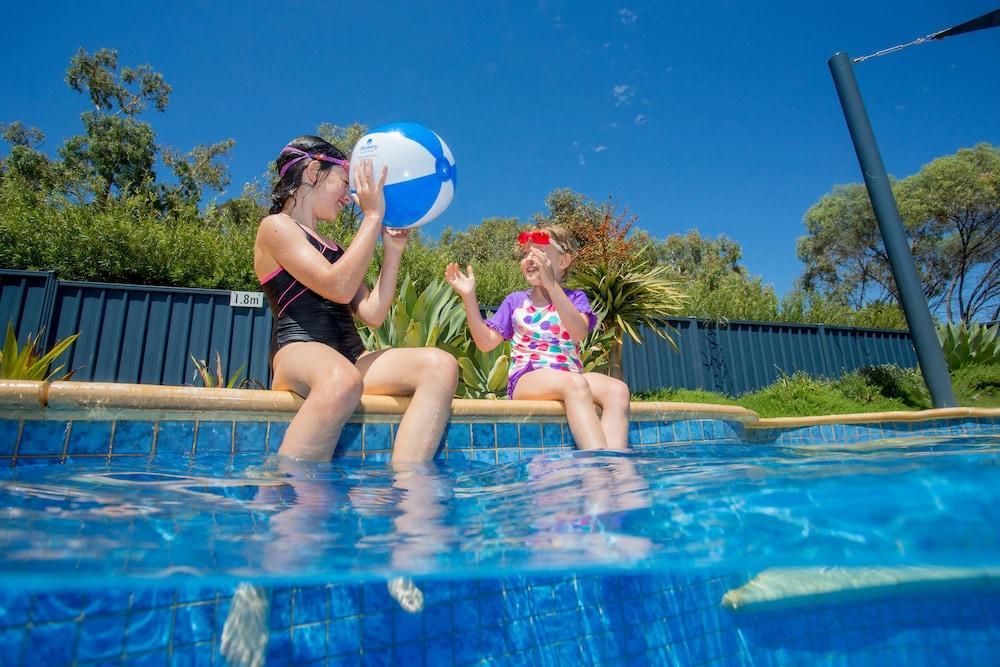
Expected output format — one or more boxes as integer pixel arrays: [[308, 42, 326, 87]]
[[364, 423, 391, 452], [0, 628, 24, 667], [472, 423, 496, 449], [155, 421, 195, 455], [637, 421, 659, 445], [291, 622, 326, 663], [658, 421, 676, 443], [111, 420, 154, 455], [497, 448, 521, 464], [267, 421, 289, 452], [627, 422, 641, 446], [195, 421, 233, 455], [269, 589, 292, 630], [234, 422, 268, 453], [17, 420, 68, 456], [125, 649, 170, 667], [472, 449, 497, 465], [76, 612, 128, 661], [336, 423, 363, 455], [518, 423, 542, 447], [173, 602, 215, 645], [126, 607, 171, 653], [293, 586, 328, 626], [542, 423, 563, 446], [328, 615, 359, 656], [0, 420, 19, 456], [361, 612, 391, 650], [445, 423, 471, 451], [495, 423, 518, 448], [67, 421, 113, 455], [364, 451, 389, 463], [328, 585, 360, 619], [394, 607, 424, 644], [14, 456, 61, 467]]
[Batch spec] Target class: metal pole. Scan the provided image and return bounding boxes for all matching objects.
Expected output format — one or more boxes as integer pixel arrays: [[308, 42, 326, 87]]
[[827, 52, 957, 407]]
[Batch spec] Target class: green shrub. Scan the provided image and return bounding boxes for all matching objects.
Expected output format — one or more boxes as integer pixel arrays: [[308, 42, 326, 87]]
[[951, 363, 1000, 408], [844, 364, 929, 409], [937, 322, 1000, 370]]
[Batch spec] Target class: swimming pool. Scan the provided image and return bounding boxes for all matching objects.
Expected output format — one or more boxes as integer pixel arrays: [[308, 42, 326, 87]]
[[1, 382, 998, 665]]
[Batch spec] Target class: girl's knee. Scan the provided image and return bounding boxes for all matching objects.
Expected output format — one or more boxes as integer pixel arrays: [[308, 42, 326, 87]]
[[563, 373, 593, 401], [419, 348, 459, 386], [311, 367, 364, 407], [608, 379, 631, 408]]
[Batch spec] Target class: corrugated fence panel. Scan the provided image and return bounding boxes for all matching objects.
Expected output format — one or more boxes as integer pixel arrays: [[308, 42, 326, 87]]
[[2, 269, 921, 394], [623, 319, 916, 394], [0, 270, 56, 345], [46, 280, 272, 387]]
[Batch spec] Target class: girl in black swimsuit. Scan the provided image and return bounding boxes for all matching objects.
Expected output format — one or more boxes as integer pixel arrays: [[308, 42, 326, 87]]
[[253, 135, 458, 462]]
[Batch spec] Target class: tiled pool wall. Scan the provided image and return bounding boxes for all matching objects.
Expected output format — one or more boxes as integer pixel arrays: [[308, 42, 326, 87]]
[[1, 414, 999, 467], [2, 572, 998, 666]]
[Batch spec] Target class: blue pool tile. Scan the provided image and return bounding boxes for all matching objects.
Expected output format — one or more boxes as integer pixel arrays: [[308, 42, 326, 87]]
[[67, 421, 113, 455], [543, 423, 564, 447], [394, 607, 424, 644], [672, 421, 691, 441], [495, 423, 518, 447], [126, 608, 171, 653], [195, 421, 232, 454], [497, 448, 521, 464], [28, 621, 76, 663], [155, 421, 194, 455], [291, 622, 326, 663], [294, 586, 328, 625], [472, 423, 496, 449], [267, 421, 289, 451], [637, 421, 659, 445], [364, 424, 391, 452], [627, 422, 641, 446], [657, 421, 675, 443], [77, 613, 128, 660], [0, 591, 28, 629], [266, 630, 291, 664], [425, 602, 453, 640], [170, 642, 214, 667], [426, 638, 453, 665], [0, 628, 24, 666], [174, 602, 215, 645], [519, 423, 542, 447], [444, 423, 471, 451], [328, 614, 359, 655], [472, 450, 497, 465], [132, 588, 175, 611], [329, 585, 360, 618], [453, 628, 482, 664], [394, 641, 425, 667], [233, 421, 268, 453], [361, 612, 391, 650], [18, 420, 68, 455], [178, 585, 217, 604], [269, 589, 292, 629], [446, 449, 468, 462], [31, 591, 85, 622], [126, 649, 169, 667], [336, 423, 363, 455], [364, 451, 390, 463], [112, 420, 154, 455], [0, 420, 20, 456], [454, 598, 479, 631]]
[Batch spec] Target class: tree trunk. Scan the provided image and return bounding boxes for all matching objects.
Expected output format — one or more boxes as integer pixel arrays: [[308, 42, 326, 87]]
[[608, 336, 624, 380]]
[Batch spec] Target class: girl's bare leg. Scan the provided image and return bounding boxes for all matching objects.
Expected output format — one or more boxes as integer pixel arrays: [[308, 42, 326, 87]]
[[512, 369, 607, 450], [356, 347, 459, 462], [583, 372, 632, 450], [271, 343, 364, 460]]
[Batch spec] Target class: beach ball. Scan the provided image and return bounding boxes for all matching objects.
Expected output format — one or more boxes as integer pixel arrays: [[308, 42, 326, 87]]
[[349, 122, 457, 228]]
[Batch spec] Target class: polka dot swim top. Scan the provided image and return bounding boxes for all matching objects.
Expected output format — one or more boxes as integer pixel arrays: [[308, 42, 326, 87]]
[[485, 289, 598, 376]]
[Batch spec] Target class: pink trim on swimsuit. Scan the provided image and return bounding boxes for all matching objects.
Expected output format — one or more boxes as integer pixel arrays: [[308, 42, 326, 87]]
[[259, 266, 284, 284], [277, 287, 309, 318], [298, 225, 340, 252]]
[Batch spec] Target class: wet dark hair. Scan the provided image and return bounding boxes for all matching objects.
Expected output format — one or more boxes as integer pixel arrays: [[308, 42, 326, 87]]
[[269, 135, 348, 214]]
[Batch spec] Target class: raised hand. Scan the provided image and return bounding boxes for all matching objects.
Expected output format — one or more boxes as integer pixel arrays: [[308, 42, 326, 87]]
[[382, 226, 411, 255], [527, 247, 557, 287], [351, 159, 387, 221], [444, 263, 477, 298]]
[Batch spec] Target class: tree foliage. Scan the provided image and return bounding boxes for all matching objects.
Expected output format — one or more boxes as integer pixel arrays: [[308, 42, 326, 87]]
[[798, 144, 1000, 323]]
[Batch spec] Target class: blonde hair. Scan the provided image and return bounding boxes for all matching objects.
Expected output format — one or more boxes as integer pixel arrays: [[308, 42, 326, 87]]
[[534, 223, 580, 256]]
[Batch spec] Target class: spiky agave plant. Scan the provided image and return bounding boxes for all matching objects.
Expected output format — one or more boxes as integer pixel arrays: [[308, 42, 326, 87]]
[[0, 323, 80, 381], [937, 322, 1000, 370], [571, 249, 687, 379]]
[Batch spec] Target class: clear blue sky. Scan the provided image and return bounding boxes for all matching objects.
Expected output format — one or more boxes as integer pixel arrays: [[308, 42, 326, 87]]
[[2, 1, 998, 295]]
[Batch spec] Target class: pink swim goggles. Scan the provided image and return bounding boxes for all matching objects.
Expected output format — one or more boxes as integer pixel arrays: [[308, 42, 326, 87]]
[[277, 146, 350, 178]]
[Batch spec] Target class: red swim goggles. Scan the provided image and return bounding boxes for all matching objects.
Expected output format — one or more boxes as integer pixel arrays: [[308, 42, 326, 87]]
[[517, 230, 565, 253]]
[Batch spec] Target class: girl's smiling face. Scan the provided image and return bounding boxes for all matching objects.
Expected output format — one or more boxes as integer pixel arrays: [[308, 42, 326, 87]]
[[519, 241, 571, 286]]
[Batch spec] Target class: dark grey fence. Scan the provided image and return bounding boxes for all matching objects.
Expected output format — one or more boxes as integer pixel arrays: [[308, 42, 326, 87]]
[[1, 270, 273, 387], [2, 270, 916, 394], [623, 318, 915, 394]]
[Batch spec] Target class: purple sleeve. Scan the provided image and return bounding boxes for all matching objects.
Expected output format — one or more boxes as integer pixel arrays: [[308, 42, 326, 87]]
[[485, 293, 518, 340], [568, 289, 598, 331]]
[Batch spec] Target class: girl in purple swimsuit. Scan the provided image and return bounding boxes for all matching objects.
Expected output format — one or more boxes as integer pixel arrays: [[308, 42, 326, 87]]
[[445, 224, 631, 450]]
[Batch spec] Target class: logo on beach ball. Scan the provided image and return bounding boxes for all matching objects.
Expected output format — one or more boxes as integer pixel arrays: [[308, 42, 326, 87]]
[[349, 122, 457, 229]]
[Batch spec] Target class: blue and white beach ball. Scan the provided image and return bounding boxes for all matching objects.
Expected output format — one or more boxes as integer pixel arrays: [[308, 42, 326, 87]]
[[349, 122, 457, 228]]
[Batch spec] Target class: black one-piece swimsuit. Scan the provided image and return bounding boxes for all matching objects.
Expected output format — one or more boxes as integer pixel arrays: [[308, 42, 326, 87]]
[[259, 224, 365, 364]]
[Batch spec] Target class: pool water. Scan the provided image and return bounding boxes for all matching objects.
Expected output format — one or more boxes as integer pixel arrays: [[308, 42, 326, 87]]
[[1, 436, 999, 665]]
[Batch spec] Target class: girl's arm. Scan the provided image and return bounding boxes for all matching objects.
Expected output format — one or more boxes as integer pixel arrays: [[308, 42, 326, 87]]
[[352, 227, 409, 326], [257, 161, 386, 304], [445, 263, 505, 352]]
